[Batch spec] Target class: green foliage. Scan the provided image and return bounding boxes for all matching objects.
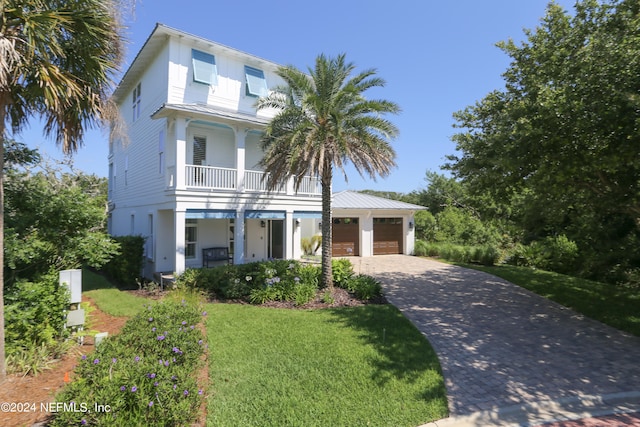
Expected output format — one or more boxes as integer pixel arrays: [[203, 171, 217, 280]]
[[100, 235, 145, 288], [4, 274, 70, 354], [341, 275, 383, 300], [447, 0, 640, 282], [415, 240, 500, 266], [505, 235, 579, 274], [414, 210, 437, 241], [4, 167, 119, 283], [49, 301, 206, 427], [331, 258, 354, 288]]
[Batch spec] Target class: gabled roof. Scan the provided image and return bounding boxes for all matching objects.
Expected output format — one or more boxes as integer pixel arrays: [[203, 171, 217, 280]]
[[112, 23, 282, 104], [332, 190, 427, 211]]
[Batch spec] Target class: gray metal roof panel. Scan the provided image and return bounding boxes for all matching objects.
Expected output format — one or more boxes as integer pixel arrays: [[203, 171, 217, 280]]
[[332, 190, 427, 210]]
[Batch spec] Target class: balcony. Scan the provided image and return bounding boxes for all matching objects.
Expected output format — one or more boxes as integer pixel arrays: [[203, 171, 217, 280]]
[[182, 165, 320, 196]]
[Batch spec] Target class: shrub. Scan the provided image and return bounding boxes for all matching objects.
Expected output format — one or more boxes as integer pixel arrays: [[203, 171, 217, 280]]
[[49, 300, 206, 427], [331, 258, 354, 288], [100, 235, 145, 288], [4, 273, 70, 354], [349, 275, 383, 300]]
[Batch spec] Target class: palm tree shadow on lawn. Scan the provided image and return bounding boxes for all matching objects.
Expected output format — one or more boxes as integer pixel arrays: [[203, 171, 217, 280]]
[[324, 304, 448, 405]]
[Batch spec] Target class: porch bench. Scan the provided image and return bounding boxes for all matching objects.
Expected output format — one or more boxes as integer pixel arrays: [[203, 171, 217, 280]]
[[202, 247, 230, 267]]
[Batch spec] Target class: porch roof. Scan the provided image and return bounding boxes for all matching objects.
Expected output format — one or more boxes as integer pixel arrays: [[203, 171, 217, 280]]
[[151, 103, 269, 127]]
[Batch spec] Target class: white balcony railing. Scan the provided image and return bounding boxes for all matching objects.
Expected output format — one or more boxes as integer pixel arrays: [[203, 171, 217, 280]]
[[295, 175, 321, 195], [185, 165, 237, 190], [182, 165, 320, 195], [244, 170, 286, 193]]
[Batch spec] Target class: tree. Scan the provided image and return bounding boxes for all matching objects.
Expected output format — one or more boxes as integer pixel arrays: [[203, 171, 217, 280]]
[[446, 0, 640, 281], [257, 54, 400, 288], [0, 0, 126, 380]]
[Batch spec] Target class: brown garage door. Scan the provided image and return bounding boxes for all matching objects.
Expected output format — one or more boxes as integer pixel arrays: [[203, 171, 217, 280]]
[[373, 218, 403, 255], [332, 218, 359, 256]]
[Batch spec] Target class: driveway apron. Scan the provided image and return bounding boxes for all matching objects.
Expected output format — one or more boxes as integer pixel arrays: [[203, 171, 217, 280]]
[[351, 255, 640, 417]]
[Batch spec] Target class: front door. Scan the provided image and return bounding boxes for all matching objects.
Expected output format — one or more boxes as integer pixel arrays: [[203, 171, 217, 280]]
[[268, 220, 284, 259]]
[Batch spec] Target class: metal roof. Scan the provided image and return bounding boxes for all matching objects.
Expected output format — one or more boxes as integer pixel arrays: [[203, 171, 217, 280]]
[[151, 103, 270, 127], [332, 190, 427, 211]]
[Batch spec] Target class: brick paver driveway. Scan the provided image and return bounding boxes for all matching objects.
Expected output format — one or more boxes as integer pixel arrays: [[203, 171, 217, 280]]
[[352, 256, 640, 421]]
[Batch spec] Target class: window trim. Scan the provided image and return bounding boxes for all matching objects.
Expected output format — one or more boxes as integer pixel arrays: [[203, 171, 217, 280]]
[[192, 49, 218, 86], [185, 219, 198, 260], [244, 65, 268, 97], [132, 82, 141, 121]]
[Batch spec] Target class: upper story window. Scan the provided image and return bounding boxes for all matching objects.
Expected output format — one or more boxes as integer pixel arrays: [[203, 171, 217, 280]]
[[244, 66, 268, 97], [132, 82, 141, 121], [192, 49, 218, 85]]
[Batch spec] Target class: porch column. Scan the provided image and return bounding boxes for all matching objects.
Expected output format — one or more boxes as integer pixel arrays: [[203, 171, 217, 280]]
[[236, 128, 246, 192], [174, 209, 186, 275], [285, 210, 294, 259], [292, 214, 302, 260], [233, 209, 245, 264], [175, 118, 188, 190]]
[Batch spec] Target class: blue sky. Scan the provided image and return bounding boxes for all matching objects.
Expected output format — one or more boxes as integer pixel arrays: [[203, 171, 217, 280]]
[[18, 0, 575, 194]]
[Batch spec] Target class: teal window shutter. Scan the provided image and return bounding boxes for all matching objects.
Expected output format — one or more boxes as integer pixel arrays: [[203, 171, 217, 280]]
[[192, 49, 218, 85], [245, 66, 268, 97]]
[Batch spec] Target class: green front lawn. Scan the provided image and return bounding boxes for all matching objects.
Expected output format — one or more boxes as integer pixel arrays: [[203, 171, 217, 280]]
[[206, 304, 448, 427], [465, 264, 640, 337], [82, 268, 151, 317]]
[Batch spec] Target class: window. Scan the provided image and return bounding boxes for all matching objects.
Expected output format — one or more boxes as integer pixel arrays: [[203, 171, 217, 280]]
[[158, 130, 165, 174], [244, 66, 268, 97], [192, 49, 218, 85], [124, 155, 129, 186], [132, 82, 141, 121], [185, 219, 198, 259], [146, 214, 154, 260], [193, 136, 206, 165], [108, 162, 115, 194]]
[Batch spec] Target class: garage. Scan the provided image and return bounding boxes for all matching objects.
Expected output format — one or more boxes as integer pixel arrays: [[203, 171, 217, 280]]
[[373, 217, 403, 255], [332, 217, 359, 256]]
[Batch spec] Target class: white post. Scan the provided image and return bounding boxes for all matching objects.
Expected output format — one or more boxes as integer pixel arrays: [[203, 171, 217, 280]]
[[234, 209, 245, 264], [174, 209, 186, 275], [175, 118, 187, 190], [236, 128, 246, 192]]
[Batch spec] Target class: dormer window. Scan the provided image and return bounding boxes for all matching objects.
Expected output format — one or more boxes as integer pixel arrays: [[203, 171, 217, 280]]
[[192, 49, 218, 85], [244, 66, 268, 97], [132, 82, 141, 121]]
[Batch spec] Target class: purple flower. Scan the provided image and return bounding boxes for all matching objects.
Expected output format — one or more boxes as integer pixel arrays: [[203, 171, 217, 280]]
[[182, 321, 187, 325], [183, 390, 189, 396], [173, 384, 177, 390], [198, 340, 203, 345], [152, 327, 156, 332], [148, 373, 156, 379], [120, 386, 126, 392], [93, 359, 100, 364], [172, 347, 181, 354], [157, 335, 165, 341], [190, 325, 195, 330], [198, 389, 203, 395], [164, 360, 170, 367], [134, 356, 141, 362], [148, 317, 153, 322], [81, 419, 87, 425], [112, 358, 117, 364], [148, 401, 154, 407], [202, 311, 207, 316], [131, 386, 137, 392], [154, 382, 159, 387]]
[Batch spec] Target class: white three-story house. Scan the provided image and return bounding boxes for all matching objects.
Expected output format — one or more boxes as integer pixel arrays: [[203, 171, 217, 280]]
[[108, 24, 322, 278]]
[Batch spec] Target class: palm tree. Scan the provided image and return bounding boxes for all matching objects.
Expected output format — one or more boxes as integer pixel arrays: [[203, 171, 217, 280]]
[[0, 0, 127, 380], [257, 54, 400, 289]]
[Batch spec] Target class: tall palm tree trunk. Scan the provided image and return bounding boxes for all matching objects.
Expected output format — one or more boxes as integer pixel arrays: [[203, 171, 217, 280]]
[[0, 102, 6, 381], [320, 167, 333, 289]]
